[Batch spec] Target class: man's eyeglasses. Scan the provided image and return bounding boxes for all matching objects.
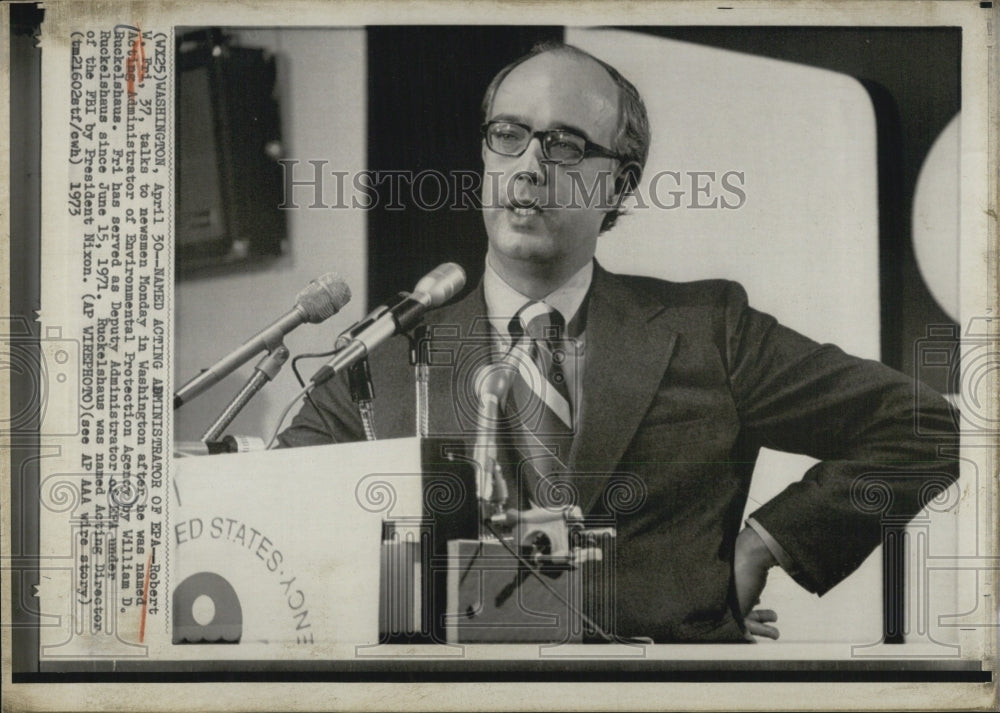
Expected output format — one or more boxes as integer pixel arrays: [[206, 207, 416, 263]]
[[481, 120, 623, 166]]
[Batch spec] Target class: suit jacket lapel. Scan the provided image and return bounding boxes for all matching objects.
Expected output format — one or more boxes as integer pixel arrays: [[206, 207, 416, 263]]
[[425, 285, 491, 438], [569, 265, 679, 513]]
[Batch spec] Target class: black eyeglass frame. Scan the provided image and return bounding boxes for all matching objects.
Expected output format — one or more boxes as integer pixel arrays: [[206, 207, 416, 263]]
[[481, 120, 624, 165]]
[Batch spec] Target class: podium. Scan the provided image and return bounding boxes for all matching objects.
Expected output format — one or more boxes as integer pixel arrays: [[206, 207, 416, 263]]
[[171, 437, 616, 655]]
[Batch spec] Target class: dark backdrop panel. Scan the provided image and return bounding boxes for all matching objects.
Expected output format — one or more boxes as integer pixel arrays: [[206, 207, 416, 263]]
[[366, 26, 563, 306]]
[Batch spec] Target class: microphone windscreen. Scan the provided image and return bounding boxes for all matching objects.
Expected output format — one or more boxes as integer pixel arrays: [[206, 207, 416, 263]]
[[297, 272, 352, 322], [414, 263, 467, 307]]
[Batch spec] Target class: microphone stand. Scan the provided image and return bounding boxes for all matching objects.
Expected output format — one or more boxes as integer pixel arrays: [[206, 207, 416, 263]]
[[471, 361, 589, 565], [200, 345, 290, 443], [410, 325, 430, 439], [467, 363, 615, 642]]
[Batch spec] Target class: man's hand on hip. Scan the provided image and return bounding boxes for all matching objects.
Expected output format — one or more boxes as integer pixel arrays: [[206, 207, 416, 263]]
[[734, 526, 780, 641]]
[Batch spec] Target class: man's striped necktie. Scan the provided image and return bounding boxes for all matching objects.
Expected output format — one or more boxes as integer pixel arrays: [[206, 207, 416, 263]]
[[503, 301, 575, 509]]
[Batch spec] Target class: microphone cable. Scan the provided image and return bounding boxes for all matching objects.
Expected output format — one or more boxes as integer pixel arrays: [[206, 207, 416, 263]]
[[267, 342, 379, 448], [292, 348, 344, 445], [265, 382, 314, 449], [264, 347, 341, 449]]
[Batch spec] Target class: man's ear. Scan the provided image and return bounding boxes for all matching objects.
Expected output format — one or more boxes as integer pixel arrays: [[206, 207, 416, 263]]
[[612, 161, 641, 207]]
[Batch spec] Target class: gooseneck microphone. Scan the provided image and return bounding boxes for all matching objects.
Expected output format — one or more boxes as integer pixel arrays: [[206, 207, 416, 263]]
[[310, 263, 466, 387], [473, 360, 517, 508], [174, 272, 352, 409]]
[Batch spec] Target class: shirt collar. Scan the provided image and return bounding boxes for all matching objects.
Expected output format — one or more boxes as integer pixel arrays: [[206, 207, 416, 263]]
[[483, 257, 593, 337]]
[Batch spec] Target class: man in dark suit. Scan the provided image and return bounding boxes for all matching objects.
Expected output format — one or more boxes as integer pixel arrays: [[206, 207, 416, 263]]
[[278, 43, 959, 642]]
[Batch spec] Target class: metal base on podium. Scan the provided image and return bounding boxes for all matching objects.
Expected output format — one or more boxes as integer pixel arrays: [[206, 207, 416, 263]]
[[445, 539, 585, 644], [359, 438, 619, 645], [380, 537, 617, 645]]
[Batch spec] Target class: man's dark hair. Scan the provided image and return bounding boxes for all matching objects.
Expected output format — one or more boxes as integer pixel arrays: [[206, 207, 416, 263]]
[[481, 41, 651, 233]]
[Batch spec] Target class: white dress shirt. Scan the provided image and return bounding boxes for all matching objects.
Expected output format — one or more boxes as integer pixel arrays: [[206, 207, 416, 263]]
[[482, 258, 592, 418]]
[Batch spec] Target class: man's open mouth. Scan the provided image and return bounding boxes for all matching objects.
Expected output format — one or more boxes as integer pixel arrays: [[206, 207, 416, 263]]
[[507, 200, 541, 216]]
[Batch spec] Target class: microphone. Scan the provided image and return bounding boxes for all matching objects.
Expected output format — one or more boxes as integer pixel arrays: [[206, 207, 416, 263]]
[[473, 361, 516, 508], [174, 273, 352, 408], [310, 263, 466, 387]]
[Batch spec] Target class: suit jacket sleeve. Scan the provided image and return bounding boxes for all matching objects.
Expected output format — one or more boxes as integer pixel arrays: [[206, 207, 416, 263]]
[[274, 371, 366, 448], [721, 282, 960, 596]]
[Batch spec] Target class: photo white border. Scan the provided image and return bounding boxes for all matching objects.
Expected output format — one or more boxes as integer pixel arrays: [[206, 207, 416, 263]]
[[3, 0, 997, 710]]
